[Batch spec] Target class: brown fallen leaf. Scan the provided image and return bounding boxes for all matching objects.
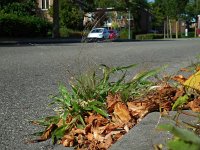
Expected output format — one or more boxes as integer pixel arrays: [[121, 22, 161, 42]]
[[77, 134, 84, 144], [29, 124, 57, 143], [85, 114, 108, 125], [72, 128, 85, 135], [180, 68, 190, 72], [173, 87, 185, 101], [56, 119, 64, 128], [104, 130, 121, 140], [124, 125, 129, 133], [127, 101, 158, 119], [112, 132, 123, 141], [113, 102, 131, 124], [172, 75, 187, 84], [159, 101, 172, 112], [98, 135, 113, 149], [103, 123, 121, 134], [106, 93, 122, 113], [61, 134, 74, 147], [196, 66, 200, 72], [87, 133, 94, 141], [92, 127, 105, 142], [187, 98, 200, 112]]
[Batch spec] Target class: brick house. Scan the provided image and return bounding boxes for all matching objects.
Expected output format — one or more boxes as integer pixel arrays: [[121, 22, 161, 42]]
[[36, 0, 53, 21]]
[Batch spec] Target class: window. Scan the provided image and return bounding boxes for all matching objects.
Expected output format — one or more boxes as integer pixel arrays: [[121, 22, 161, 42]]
[[42, 0, 50, 10]]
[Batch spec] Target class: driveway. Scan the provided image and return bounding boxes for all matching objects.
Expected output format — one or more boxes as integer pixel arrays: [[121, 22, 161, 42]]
[[0, 39, 200, 150]]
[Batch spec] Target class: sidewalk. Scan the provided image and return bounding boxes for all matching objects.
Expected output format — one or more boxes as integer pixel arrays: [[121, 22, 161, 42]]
[[0, 37, 138, 45], [0, 38, 82, 45]]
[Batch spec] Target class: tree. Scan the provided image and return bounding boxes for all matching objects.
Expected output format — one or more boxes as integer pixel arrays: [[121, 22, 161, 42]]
[[185, 0, 200, 21], [1, 0, 36, 16], [52, 0, 60, 38], [60, 0, 83, 29], [152, 0, 188, 38]]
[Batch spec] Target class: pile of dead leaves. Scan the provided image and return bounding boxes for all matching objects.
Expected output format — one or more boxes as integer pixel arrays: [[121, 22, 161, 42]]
[[29, 70, 200, 150]]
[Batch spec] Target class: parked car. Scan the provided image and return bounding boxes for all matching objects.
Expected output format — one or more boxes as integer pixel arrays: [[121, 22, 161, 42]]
[[87, 28, 110, 40], [108, 30, 119, 39]]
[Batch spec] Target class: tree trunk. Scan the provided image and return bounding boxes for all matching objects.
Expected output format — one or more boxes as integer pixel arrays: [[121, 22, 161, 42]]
[[166, 16, 169, 38], [176, 20, 178, 39], [52, 0, 60, 38], [195, 23, 197, 38], [169, 19, 172, 39], [164, 21, 166, 39]]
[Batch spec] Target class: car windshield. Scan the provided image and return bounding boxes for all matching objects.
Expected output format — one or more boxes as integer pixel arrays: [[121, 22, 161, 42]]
[[91, 29, 103, 33]]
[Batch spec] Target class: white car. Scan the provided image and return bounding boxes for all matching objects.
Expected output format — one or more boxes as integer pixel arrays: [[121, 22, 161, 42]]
[[87, 28, 110, 40]]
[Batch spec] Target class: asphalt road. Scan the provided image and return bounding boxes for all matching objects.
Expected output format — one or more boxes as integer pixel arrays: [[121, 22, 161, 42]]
[[0, 39, 200, 150]]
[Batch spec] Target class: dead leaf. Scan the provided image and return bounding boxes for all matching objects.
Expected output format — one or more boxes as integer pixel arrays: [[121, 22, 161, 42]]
[[172, 75, 187, 84], [73, 128, 85, 135], [113, 102, 131, 124], [112, 132, 123, 141], [196, 66, 200, 72], [87, 133, 94, 141], [127, 101, 158, 119], [62, 134, 74, 147], [187, 98, 200, 112], [98, 135, 113, 149], [77, 134, 84, 144], [107, 93, 122, 113], [66, 115, 73, 124], [173, 88, 185, 101], [29, 124, 57, 143], [124, 125, 129, 133], [42, 124, 57, 139], [104, 131, 121, 140], [180, 68, 190, 72], [93, 129, 104, 142], [56, 119, 64, 128], [159, 101, 172, 111], [85, 114, 108, 125], [103, 123, 121, 134]]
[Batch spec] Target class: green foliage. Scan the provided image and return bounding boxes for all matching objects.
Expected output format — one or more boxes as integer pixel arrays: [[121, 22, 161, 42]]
[[1, 0, 36, 16], [0, 13, 52, 37], [135, 34, 164, 40], [172, 95, 189, 110], [158, 124, 200, 150], [49, 0, 84, 30], [152, 0, 189, 28], [94, 0, 127, 9], [180, 32, 195, 38], [119, 28, 129, 39], [60, 27, 83, 38]]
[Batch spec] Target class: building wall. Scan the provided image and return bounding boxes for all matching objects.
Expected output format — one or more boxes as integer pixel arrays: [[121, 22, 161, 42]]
[[36, 0, 53, 21]]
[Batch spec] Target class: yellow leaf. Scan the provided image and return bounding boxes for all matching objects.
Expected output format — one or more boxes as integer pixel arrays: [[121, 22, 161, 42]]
[[184, 71, 200, 91]]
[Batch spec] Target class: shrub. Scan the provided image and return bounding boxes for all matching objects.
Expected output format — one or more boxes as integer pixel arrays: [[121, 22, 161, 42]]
[[119, 28, 129, 39], [136, 34, 164, 40], [0, 13, 52, 37], [2, 0, 36, 16], [60, 27, 82, 38], [180, 32, 195, 38]]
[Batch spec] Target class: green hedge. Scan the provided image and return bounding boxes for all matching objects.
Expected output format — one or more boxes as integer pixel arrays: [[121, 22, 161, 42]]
[[0, 13, 52, 37], [60, 27, 83, 38], [180, 32, 195, 38], [136, 34, 164, 40]]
